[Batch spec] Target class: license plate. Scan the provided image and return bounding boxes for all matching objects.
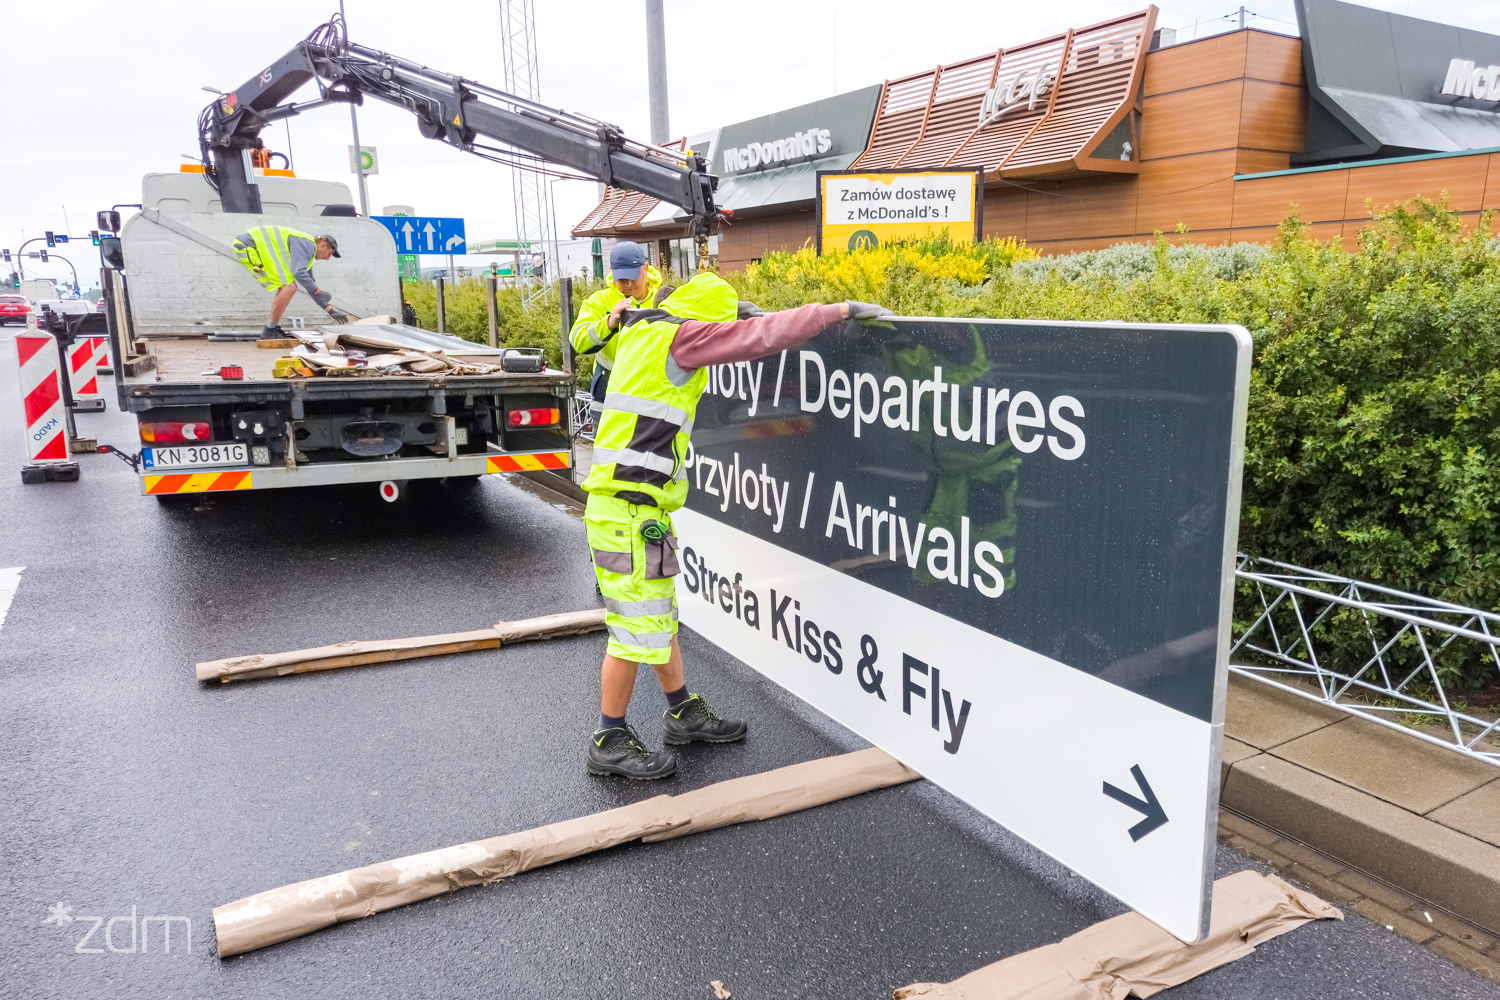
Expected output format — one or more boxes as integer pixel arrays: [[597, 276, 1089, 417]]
[[143, 443, 248, 469]]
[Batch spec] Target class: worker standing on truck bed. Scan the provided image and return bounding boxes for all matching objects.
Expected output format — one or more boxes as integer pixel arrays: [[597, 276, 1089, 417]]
[[581, 269, 893, 779], [231, 226, 349, 339], [569, 242, 663, 429]]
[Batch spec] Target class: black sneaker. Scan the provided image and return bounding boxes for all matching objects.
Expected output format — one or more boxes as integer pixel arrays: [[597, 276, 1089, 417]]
[[259, 323, 287, 341], [662, 694, 748, 745], [586, 725, 676, 780]]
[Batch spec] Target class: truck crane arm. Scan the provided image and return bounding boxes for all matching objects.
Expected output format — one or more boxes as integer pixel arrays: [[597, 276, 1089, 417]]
[[199, 14, 722, 258]]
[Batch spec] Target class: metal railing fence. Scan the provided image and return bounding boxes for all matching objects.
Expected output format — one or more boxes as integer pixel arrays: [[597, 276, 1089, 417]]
[[570, 390, 594, 441], [1231, 555, 1500, 767]]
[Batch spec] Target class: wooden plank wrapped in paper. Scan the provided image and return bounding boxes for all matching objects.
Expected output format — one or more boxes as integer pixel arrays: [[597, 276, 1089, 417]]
[[195, 609, 607, 683], [213, 748, 921, 957]]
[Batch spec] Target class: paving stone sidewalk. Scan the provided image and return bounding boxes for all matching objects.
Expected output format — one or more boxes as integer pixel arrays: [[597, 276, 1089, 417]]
[[1222, 674, 1500, 981]]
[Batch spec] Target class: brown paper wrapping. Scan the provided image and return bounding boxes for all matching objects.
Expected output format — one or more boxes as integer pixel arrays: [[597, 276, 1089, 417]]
[[214, 747, 919, 957], [196, 609, 607, 683], [893, 870, 1342, 1000], [642, 743, 923, 842]]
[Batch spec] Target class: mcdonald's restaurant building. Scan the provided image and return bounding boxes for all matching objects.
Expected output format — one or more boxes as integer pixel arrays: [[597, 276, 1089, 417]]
[[573, 0, 1500, 269]]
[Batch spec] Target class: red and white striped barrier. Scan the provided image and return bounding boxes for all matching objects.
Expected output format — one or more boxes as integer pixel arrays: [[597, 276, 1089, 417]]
[[91, 335, 111, 375], [16, 334, 68, 463], [68, 336, 100, 400]]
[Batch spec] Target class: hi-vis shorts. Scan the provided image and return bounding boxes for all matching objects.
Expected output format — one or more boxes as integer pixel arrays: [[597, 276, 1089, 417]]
[[585, 492, 681, 664]]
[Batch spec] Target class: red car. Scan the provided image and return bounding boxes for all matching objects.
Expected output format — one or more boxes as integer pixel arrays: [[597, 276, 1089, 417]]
[[0, 294, 30, 326]]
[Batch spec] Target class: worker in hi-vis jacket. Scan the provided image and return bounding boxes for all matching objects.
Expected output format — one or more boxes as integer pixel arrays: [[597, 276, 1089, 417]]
[[579, 261, 893, 779], [569, 241, 664, 430], [231, 225, 349, 339]]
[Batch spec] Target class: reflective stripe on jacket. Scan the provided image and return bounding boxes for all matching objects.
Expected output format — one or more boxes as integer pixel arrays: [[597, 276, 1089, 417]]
[[232, 225, 316, 292], [580, 271, 738, 510], [568, 265, 662, 371]]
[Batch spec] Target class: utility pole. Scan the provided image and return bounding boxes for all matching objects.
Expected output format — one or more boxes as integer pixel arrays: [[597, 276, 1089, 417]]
[[339, 0, 371, 216], [645, 0, 670, 144]]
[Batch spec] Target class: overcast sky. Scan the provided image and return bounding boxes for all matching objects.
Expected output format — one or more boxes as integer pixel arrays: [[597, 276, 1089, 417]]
[[4, 0, 1496, 289]]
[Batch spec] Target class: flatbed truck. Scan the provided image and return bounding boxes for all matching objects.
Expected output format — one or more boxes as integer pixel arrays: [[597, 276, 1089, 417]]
[[99, 178, 572, 500]]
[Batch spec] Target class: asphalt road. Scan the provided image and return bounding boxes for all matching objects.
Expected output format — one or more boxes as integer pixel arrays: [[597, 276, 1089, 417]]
[[2, 339, 1496, 999]]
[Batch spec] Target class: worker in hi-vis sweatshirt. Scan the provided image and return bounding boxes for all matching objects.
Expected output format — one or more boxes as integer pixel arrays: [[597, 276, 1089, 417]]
[[579, 246, 893, 779], [231, 225, 349, 339]]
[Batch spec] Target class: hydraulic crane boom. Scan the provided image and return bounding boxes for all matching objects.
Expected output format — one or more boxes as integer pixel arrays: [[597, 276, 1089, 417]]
[[199, 14, 722, 260]]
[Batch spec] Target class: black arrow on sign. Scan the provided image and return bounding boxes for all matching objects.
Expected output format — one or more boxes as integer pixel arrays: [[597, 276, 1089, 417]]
[[1102, 764, 1169, 842]]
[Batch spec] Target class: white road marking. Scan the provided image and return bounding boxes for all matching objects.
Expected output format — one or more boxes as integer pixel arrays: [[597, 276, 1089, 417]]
[[0, 567, 24, 633]]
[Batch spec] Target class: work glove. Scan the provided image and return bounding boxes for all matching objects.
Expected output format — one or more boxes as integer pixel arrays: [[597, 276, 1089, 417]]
[[846, 300, 895, 321], [324, 305, 351, 325]]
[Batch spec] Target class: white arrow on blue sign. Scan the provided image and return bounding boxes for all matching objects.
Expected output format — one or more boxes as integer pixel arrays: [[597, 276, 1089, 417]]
[[372, 216, 467, 256]]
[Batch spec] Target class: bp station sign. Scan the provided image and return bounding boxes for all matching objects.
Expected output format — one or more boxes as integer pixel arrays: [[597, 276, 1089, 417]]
[[817, 168, 982, 253], [675, 317, 1251, 942]]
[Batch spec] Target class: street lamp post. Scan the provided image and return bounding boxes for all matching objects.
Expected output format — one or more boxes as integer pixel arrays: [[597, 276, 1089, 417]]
[[39, 254, 79, 294], [339, 0, 371, 217]]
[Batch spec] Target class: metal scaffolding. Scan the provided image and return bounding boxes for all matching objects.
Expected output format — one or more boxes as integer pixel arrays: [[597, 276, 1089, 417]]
[[1232, 555, 1500, 767], [498, 0, 557, 307]]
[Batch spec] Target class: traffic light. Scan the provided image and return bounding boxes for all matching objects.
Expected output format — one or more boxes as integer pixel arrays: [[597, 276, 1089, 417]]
[[90, 230, 100, 246], [9, 273, 18, 288], [44, 231, 55, 247], [40, 250, 48, 263]]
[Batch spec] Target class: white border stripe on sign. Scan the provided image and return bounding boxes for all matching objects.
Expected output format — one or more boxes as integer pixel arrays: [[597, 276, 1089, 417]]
[[0, 567, 24, 634], [675, 509, 1218, 942]]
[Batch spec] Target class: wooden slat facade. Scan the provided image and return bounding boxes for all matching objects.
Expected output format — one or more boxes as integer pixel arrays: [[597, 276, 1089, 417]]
[[852, 8, 1155, 180]]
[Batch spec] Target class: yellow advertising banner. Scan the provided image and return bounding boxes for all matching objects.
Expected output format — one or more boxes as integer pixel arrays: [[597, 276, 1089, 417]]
[[817, 169, 981, 253]]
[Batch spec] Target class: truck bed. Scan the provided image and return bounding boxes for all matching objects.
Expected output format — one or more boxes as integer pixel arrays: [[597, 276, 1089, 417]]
[[120, 333, 571, 412], [124, 339, 522, 383]]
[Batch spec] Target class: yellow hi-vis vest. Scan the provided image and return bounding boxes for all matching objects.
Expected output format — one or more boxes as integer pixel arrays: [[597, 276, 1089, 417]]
[[233, 225, 315, 291], [569, 265, 663, 372], [581, 271, 738, 510]]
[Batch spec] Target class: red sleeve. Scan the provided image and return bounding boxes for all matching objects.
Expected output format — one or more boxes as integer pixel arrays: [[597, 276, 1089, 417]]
[[670, 303, 845, 370]]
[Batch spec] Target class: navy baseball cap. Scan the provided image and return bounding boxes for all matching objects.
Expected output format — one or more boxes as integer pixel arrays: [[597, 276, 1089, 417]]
[[609, 241, 647, 280]]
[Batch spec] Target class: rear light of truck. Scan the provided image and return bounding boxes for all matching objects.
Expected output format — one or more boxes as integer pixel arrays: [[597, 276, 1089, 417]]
[[140, 421, 212, 443], [508, 407, 560, 427]]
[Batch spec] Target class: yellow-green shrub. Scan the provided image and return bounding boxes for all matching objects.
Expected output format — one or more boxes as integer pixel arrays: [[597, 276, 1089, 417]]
[[732, 231, 1037, 311]]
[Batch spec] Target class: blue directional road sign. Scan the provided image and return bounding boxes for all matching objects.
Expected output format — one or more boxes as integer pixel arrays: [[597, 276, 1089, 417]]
[[373, 216, 467, 255]]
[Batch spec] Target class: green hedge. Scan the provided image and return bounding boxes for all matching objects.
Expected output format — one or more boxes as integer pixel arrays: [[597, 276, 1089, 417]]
[[405, 205, 1500, 688]]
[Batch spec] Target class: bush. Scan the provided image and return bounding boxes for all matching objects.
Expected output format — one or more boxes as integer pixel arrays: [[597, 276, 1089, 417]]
[[1012, 239, 1270, 283], [732, 231, 1039, 313], [402, 206, 1500, 688]]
